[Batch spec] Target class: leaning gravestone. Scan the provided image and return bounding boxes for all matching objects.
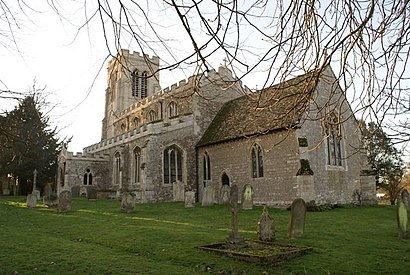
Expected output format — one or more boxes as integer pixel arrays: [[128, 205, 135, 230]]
[[173, 181, 185, 202], [202, 186, 215, 207], [71, 186, 80, 197], [258, 206, 275, 242], [121, 192, 136, 213], [86, 186, 97, 200], [242, 184, 254, 210], [185, 191, 195, 208], [288, 198, 307, 239], [219, 185, 230, 204], [58, 190, 72, 213], [26, 194, 37, 208], [397, 190, 410, 239], [402, 189, 410, 211]]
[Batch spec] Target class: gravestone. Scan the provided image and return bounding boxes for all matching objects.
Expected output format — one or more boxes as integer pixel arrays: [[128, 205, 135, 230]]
[[2, 181, 10, 195], [219, 185, 230, 204], [120, 192, 136, 213], [86, 186, 97, 200], [173, 181, 185, 202], [26, 194, 37, 208], [227, 184, 245, 247], [402, 189, 410, 211], [288, 198, 307, 239], [32, 190, 41, 200], [71, 186, 80, 197], [58, 190, 72, 213], [185, 191, 195, 208], [257, 206, 275, 242], [397, 200, 410, 239], [202, 186, 215, 206], [242, 184, 254, 210], [43, 183, 52, 197], [43, 193, 59, 208]]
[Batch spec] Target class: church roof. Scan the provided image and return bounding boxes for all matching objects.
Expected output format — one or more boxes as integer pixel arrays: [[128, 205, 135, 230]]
[[197, 70, 320, 147]]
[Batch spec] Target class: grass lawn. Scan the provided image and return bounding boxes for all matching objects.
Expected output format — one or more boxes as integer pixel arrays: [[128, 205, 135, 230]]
[[0, 196, 409, 274]]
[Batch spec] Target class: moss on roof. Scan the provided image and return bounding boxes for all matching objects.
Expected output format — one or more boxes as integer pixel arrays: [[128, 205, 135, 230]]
[[197, 70, 319, 147]]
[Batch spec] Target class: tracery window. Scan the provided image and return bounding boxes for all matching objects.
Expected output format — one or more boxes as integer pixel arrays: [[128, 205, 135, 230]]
[[168, 101, 178, 117], [251, 143, 264, 178], [326, 115, 343, 166], [163, 145, 183, 185], [148, 110, 157, 122], [83, 168, 93, 185]]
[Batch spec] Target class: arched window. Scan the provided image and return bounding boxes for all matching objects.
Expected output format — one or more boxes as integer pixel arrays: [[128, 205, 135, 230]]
[[83, 168, 93, 185], [163, 145, 183, 185], [221, 172, 230, 186], [148, 110, 157, 122], [168, 101, 178, 118], [133, 117, 139, 127], [114, 152, 121, 185], [203, 152, 211, 181], [121, 123, 126, 132], [133, 147, 141, 184], [131, 70, 139, 97], [326, 114, 343, 166], [141, 71, 148, 98], [251, 143, 264, 178]]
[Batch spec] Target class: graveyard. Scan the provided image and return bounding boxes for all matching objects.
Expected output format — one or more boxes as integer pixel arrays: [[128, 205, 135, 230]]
[[1, 196, 409, 274]]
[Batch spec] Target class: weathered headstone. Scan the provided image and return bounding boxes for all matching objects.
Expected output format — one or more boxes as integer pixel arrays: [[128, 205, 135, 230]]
[[402, 189, 410, 211], [257, 206, 275, 242], [43, 183, 52, 197], [202, 186, 215, 207], [185, 191, 195, 208], [58, 190, 72, 213], [242, 184, 254, 210], [227, 184, 245, 247], [32, 190, 41, 200], [43, 193, 59, 208], [288, 198, 307, 239], [173, 181, 185, 202], [86, 186, 97, 200], [71, 186, 80, 197], [26, 194, 37, 208], [219, 185, 230, 204], [120, 192, 136, 213]]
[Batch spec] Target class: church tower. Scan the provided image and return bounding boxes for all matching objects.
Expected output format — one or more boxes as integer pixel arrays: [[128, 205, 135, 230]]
[[101, 50, 161, 140]]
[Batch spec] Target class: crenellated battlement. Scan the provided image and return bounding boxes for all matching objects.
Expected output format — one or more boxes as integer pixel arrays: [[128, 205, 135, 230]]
[[65, 151, 110, 161], [108, 49, 160, 67]]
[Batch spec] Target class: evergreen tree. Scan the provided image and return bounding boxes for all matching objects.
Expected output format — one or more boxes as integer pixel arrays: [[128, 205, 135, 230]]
[[361, 122, 404, 205], [0, 95, 60, 195]]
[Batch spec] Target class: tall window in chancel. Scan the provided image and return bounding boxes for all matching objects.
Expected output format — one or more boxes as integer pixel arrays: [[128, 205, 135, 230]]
[[114, 152, 121, 185], [131, 70, 139, 97], [163, 145, 183, 184], [168, 101, 178, 118], [203, 152, 211, 182], [83, 168, 93, 185], [141, 71, 148, 98], [148, 110, 157, 122], [326, 117, 343, 166], [251, 143, 264, 178], [133, 147, 141, 184]]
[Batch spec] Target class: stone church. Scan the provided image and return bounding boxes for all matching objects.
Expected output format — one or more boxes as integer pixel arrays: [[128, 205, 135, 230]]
[[57, 49, 376, 206]]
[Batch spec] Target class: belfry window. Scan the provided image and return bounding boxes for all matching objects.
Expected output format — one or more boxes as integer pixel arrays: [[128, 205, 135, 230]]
[[251, 143, 264, 178], [164, 145, 183, 184], [131, 70, 139, 97], [141, 71, 148, 98]]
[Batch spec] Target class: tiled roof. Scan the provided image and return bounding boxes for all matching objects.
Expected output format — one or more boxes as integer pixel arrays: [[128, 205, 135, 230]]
[[197, 70, 319, 147]]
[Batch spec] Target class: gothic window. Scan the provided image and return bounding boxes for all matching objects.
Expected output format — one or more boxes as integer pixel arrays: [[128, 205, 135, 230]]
[[114, 152, 121, 185], [163, 145, 183, 185], [326, 117, 343, 166], [221, 172, 230, 186], [251, 143, 264, 178], [203, 152, 211, 181], [141, 71, 148, 98], [121, 123, 126, 132], [148, 110, 157, 122], [131, 70, 139, 97], [133, 117, 139, 127], [133, 147, 141, 183], [168, 101, 178, 118], [83, 168, 93, 185]]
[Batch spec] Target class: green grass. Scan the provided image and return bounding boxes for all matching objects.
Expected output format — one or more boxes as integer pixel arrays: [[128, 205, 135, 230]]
[[0, 197, 409, 274]]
